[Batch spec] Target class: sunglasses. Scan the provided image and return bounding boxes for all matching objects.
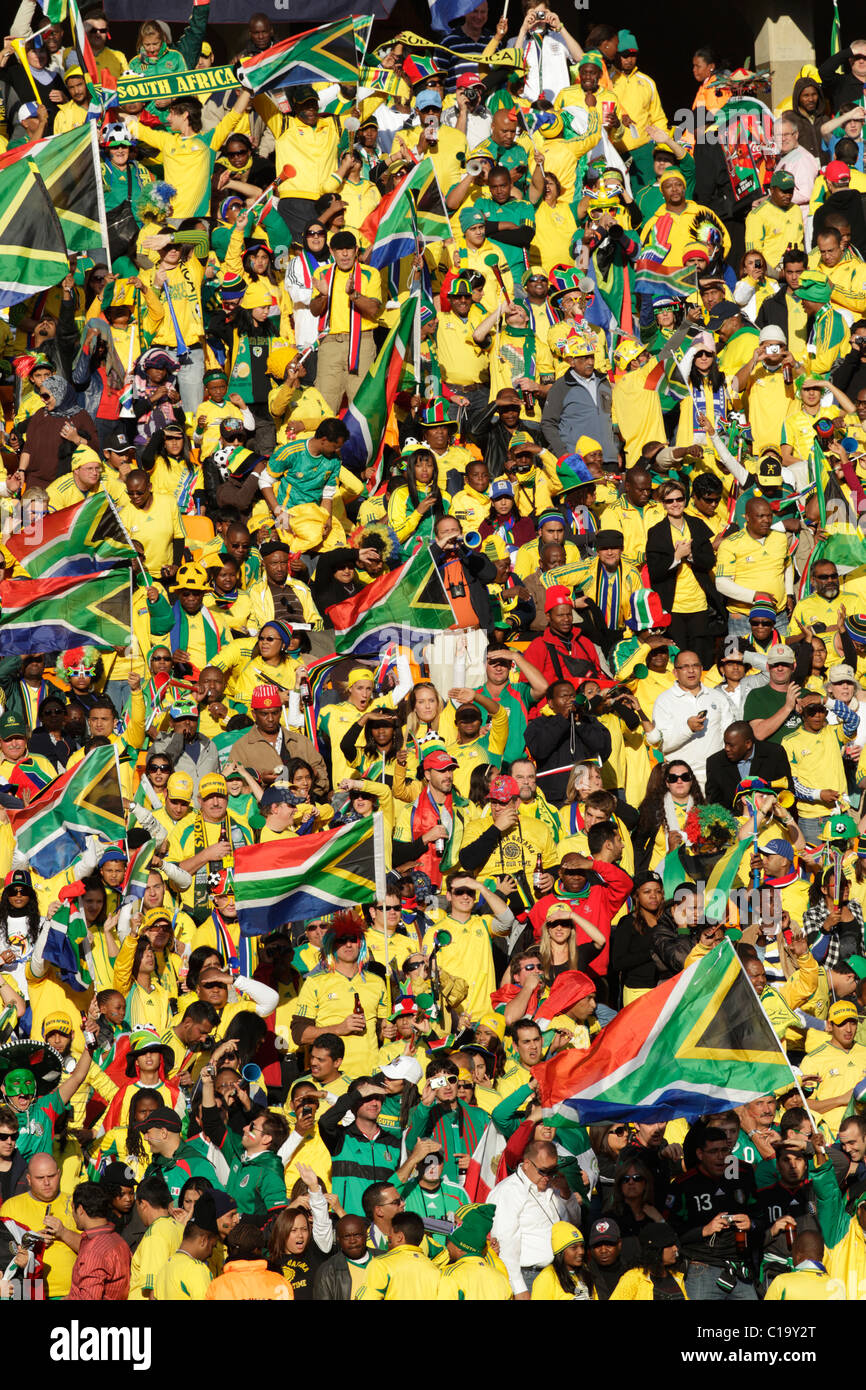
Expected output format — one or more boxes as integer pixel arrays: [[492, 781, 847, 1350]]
[[149, 764, 171, 773], [522, 963, 541, 972], [0, 1133, 17, 1141], [533, 1163, 558, 1177], [663, 496, 685, 504], [666, 772, 692, 784], [802, 706, 826, 716], [405, 960, 426, 970], [451, 886, 475, 896], [622, 1173, 645, 1182], [610, 1125, 629, 1136], [548, 919, 574, 930]]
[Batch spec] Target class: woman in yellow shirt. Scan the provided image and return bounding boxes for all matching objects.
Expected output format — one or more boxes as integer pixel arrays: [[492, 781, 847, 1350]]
[[608, 1221, 689, 1300], [115, 935, 174, 1034], [531, 173, 579, 276], [387, 446, 448, 545], [531, 1223, 594, 1300]]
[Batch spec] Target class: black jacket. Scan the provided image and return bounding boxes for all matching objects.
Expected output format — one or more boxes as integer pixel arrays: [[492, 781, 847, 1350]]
[[524, 710, 612, 804], [832, 344, 866, 399], [313, 1250, 354, 1301], [817, 47, 866, 112], [645, 513, 726, 623], [755, 284, 795, 338], [704, 739, 793, 809], [430, 542, 497, 631]]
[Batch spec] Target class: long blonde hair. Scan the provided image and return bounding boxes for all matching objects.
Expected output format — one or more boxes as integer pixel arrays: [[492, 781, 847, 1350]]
[[538, 919, 579, 978], [403, 681, 445, 737]]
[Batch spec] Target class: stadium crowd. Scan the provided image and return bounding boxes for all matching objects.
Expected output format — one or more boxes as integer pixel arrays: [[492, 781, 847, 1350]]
[[0, 0, 865, 1305]]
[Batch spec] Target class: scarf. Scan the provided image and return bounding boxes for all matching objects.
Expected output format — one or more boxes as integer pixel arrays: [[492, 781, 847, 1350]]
[[410, 786, 454, 886], [691, 379, 727, 432], [595, 560, 621, 627], [663, 793, 694, 839], [428, 1102, 483, 1161], [319, 261, 363, 370], [208, 908, 252, 977], [192, 811, 238, 920], [168, 603, 223, 671], [41, 373, 79, 416]]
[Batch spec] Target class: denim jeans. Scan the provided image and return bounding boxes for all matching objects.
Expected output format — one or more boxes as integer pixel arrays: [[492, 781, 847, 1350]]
[[177, 344, 205, 417], [685, 1261, 758, 1301]]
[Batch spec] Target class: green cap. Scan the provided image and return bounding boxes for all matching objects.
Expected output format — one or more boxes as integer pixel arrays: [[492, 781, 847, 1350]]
[[579, 50, 604, 70], [459, 206, 486, 232], [847, 954, 866, 981], [0, 713, 26, 740], [450, 1203, 496, 1255], [617, 29, 638, 50], [770, 170, 795, 191]]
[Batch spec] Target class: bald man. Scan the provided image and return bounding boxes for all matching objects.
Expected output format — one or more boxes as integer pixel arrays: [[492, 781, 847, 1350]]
[[0, 1153, 77, 1297]]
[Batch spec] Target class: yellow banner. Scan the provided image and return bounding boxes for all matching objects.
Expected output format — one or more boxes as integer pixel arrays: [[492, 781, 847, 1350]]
[[114, 63, 240, 102]]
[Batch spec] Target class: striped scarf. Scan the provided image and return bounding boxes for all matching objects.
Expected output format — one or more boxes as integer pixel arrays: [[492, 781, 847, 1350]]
[[565, 803, 585, 836], [168, 604, 223, 669], [595, 561, 621, 627], [691, 380, 727, 431], [319, 262, 363, 370], [209, 908, 252, 977]]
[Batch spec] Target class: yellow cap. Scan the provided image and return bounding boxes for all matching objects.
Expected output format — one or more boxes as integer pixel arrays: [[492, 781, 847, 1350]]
[[347, 668, 374, 687], [552, 1222, 584, 1254], [614, 339, 647, 369], [828, 1001, 858, 1025], [478, 1011, 506, 1041], [71, 445, 102, 469], [241, 279, 274, 311], [142, 907, 172, 931], [199, 773, 228, 798], [576, 435, 603, 455], [166, 771, 193, 801], [267, 343, 296, 379], [42, 1012, 74, 1038]]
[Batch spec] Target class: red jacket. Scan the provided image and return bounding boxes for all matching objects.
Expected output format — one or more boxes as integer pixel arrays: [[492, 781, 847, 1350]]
[[528, 860, 633, 980], [523, 627, 602, 689], [67, 1225, 131, 1301]]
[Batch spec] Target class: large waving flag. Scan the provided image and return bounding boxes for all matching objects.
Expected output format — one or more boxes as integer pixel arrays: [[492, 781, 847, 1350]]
[[0, 570, 131, 655], [341, 297, 417, 475], [325, 544, 454, 656], [10, 745, 126, 877], [0, 123, 108, 256], [234, 813, 385, 936], [533, 940, 797, 1124], [237, 19, 364, 94], [360, 157, 450, 269], [0, 160, 68, 309], [5, 493, 137, 579]]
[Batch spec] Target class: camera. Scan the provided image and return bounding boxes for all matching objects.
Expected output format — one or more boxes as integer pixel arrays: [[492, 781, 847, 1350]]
[[765, 344, 781, 357], [429, 1074, 454, 1091]]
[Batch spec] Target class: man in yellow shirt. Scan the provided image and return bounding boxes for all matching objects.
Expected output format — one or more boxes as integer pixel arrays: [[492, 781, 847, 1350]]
[[745, 170, 805, 271], [119, 470, 185, 581], [783, 695, 856, 840], [452, 207, 514, 313], [290, 917, 388, 1077], [253, 86, 341, 241], [807, 1001, 866, 1139], [436, 276, 489, 391], [355, 1211, 441, 1299], [128, 1173, 183, 1299], [610, 32, 670, 152], [45, 446, 103, 512], [715, 496, 792, 639], [0, 1153, 76, 1299], [640, 170, 731, 269], [810, 223, 866, 315], [153, 1193, 218, 1299], [53, 66, 90, 133], [599, 466, 665, 566], [309, 231, 382, 413]]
